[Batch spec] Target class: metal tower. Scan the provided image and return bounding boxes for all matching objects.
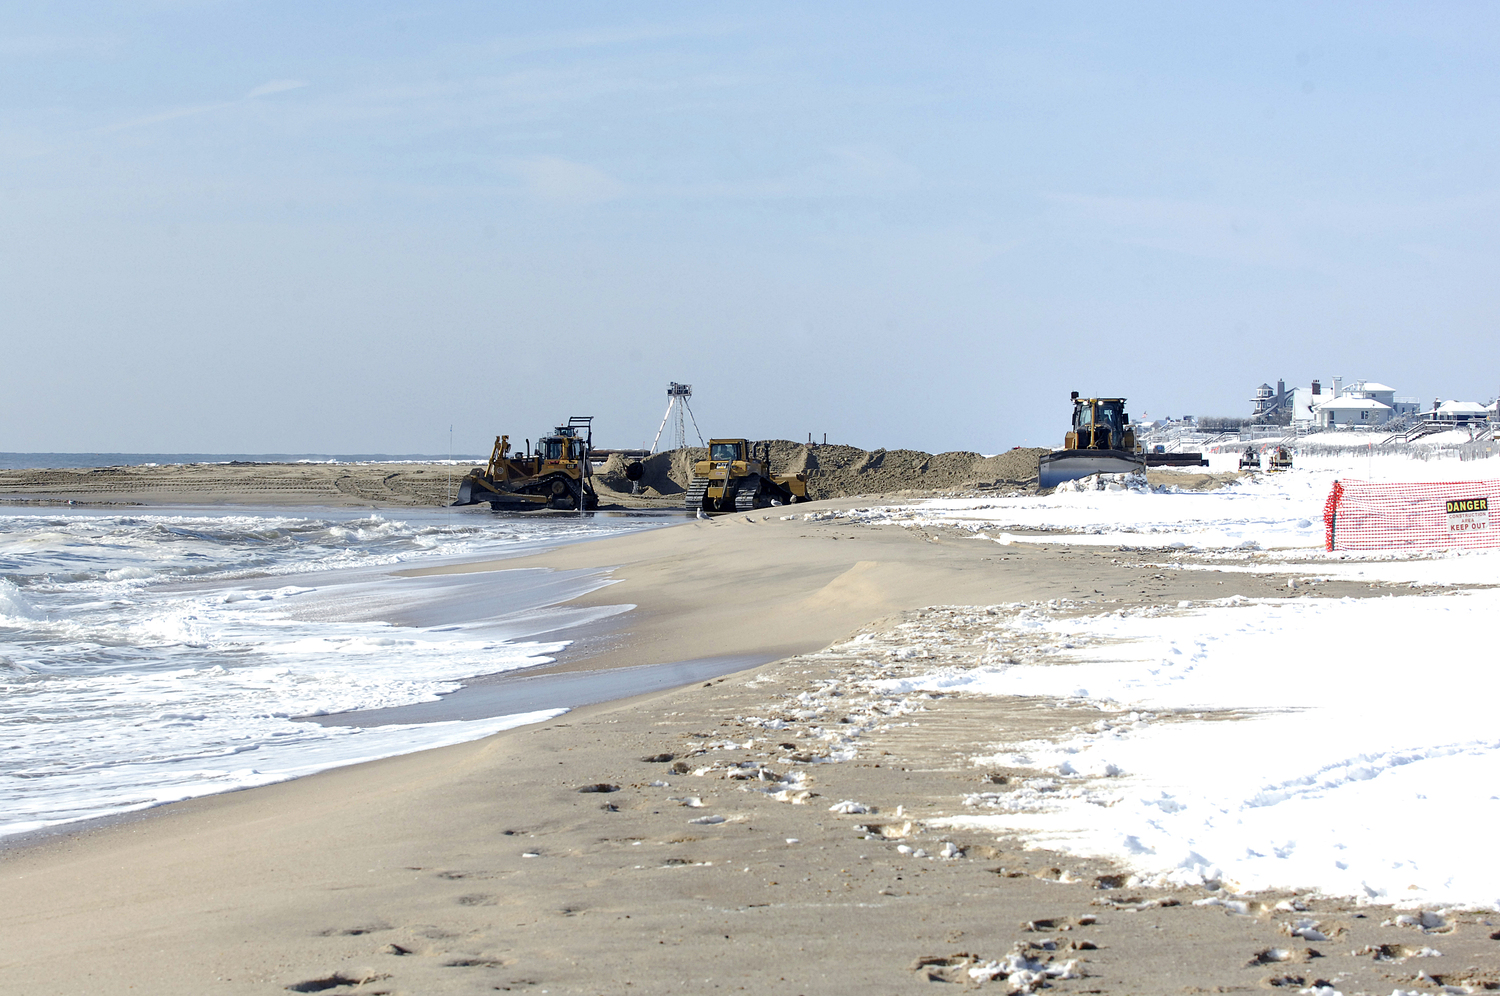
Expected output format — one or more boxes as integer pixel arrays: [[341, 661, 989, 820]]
[[650, 382, 705, 453]]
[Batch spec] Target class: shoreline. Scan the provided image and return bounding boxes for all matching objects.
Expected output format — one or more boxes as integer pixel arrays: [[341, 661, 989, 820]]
[[0, 461, 681, 510], [4, 499, 1496, 993]]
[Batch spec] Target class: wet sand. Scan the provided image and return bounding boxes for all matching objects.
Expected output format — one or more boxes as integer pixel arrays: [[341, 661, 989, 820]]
[[2, 503, 1496, 994]]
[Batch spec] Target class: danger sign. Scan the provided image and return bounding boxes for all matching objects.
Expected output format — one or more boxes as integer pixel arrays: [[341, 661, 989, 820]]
[[1446, 496, 1489, 534]]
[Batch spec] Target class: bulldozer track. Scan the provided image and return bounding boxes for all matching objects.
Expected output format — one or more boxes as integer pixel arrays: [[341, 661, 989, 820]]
[[733, 473, 762, 512], [684, 476, 709, 512]]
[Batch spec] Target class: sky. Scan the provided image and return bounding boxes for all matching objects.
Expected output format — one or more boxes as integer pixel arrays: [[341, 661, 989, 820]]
[[3, 2, 1499, 455]]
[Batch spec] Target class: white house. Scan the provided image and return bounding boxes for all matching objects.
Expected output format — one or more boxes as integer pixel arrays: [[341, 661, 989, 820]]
[[1315, 395, 1393, 427], [1435, 400, 1489, 423], [1345, 380, 1396, 407]]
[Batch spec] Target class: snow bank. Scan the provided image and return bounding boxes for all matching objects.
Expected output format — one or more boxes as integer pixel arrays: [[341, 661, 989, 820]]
[[898, 592, 1500, 908]]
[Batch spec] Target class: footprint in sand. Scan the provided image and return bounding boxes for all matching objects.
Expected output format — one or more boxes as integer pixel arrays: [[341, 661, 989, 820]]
[[285, 971, 390, 992], [454, 894, 498, 906], [315, 924, 391, 937]]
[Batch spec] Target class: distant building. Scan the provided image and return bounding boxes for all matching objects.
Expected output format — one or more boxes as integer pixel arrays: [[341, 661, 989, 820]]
[[1345, 380, 1396, 407], [1239, 375, 1465, 430], [1251, 380, 1288, 417], [1306, 377, 1410, 427], [1434, 400, 1489, 423], [1289, 380, 1326, 424], [1314, 395, 1393, 427]]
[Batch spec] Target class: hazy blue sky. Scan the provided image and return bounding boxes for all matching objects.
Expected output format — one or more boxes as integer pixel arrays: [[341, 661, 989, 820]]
[[4, 2, 1498, 454]]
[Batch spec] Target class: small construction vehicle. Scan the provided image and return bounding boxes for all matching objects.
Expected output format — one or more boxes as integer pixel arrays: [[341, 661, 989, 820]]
[[452, 416, 599, 510], [1238, 446, 1261, 471], [1037, 393, 1146, 489], [1267, 446, 1293, 472], [685, 439, 808, 513]]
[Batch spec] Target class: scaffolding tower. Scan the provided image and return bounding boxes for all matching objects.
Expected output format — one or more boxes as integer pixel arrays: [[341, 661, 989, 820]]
[[650, 382, 705, 453]]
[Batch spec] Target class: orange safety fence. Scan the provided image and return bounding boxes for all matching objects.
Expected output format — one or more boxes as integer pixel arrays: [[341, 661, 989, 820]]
[[1324, 479, 1500, 552]]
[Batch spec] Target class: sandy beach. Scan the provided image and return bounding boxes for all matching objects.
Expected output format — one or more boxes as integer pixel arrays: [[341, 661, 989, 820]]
[[4, 475, 1499, 995]]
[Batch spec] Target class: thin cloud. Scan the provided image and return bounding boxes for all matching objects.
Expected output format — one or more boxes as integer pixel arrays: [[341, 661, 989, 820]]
[[96, 102, 230, 134], [246, 79, 309, 99], [96, 81, 309, 136], [510, 156, 627, 205]]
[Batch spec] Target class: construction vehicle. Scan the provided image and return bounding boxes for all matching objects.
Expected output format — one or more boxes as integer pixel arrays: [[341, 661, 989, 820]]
[[685, 439, 808, 513], [1037, 393, 1146, 489], [452, 416, 599, 510], [1267, 445, 1293, 472], [1238, 446, 1261, 471], [1144, 445, 1209, 468]]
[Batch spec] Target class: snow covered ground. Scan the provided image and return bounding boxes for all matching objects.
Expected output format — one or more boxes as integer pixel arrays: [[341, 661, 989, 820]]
[[812, 451, 1500, 553], [819, 454, 1500, 909], [893, 593, 1500, 909]]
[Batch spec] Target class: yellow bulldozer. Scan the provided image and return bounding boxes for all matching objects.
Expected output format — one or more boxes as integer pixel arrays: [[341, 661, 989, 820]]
[[685, 439, 808, 513], [452, 416, 599, 510], [1037, 393, 1146, 489]]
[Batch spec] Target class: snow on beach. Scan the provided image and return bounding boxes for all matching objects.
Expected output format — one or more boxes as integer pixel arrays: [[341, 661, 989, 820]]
[[805, 453, 1500, 909], [815, 450, 1500, 553], [894, 594, 1500, 909]]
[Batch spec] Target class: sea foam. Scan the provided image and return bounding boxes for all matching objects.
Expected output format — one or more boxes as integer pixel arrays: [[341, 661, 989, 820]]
[[0, 507, 654, 838]]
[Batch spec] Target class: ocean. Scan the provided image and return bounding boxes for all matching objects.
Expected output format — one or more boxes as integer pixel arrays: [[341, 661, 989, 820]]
[[0, 505, 663, 839]]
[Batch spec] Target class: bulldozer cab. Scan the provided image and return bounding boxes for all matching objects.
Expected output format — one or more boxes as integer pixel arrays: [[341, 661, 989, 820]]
[[1067, 395, 1134, 452], [708, 439, 766, 468], [710, 440, 744, 462], [537, 417, 593, 465], [540, 435, 580, 462]]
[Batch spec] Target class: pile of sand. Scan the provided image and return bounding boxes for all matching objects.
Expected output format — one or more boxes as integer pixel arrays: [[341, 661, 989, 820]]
[[767, 441, 1047, 499], [594, 449, 706, 497], [601, 442, 1046, 501]]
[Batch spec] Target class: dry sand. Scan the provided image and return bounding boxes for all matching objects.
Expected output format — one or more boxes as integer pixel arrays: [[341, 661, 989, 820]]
[[0, 461, 466, 507], [3, 495, 1495, 994]]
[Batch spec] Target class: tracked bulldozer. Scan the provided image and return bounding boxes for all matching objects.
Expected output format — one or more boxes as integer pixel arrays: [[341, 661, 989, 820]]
[[1037, 393, 1146, 489], [452, 416, 599, 510], [685, 439, 808, 513]]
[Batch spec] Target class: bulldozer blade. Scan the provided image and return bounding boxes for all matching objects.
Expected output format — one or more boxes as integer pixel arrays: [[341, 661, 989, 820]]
[[1038, 449, 1145, 490], [452, 478, 476, 506]]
